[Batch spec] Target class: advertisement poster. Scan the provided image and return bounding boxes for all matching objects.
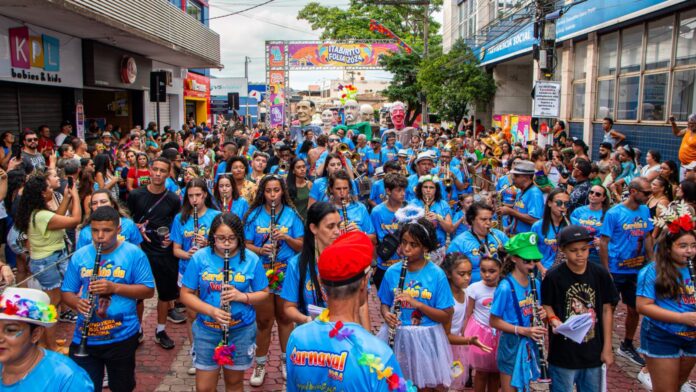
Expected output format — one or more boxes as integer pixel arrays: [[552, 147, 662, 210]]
[[287, 42, 401, 68], [76, 102, 85, 140], [270, 104, 284, 127], [267, 43, 286, 68]]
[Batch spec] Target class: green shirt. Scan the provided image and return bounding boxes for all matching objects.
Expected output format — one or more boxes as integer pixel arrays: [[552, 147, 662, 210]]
[[28, 210, 65, 259]]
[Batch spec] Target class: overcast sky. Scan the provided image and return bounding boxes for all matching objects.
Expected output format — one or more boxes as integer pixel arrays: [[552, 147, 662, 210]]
[[208, 0, 426, 90]]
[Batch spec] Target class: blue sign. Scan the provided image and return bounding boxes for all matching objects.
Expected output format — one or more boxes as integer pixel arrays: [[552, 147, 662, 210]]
[[475, 23, 536, 66], [248, 84, 267, 103]]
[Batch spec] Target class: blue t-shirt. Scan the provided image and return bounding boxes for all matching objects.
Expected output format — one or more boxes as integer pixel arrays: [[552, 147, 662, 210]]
[[182, 247, 268, 332], [447, 229, 508, 283], [599, 204, 653, 274], [430, 166, 464, 202], [490, 275, 540, 327], [244, 205, 304, 270], [405, 174, 419, 202], [218, 197, 249, 220], [165, 177, 181, 198], [309, 176, 359, 203], [76, 217, 143, 250], [637, 262, 696, 338], [378, 261, 454, 327], [410, 199, 451, 247], [0, 349, 94, 391], [287, 321, 403, 392], [511, 185, 544, 234], [370, 202, 402, 270], [338, 201, 375, 235], [280, 254, 325, 313], [451, 209, 469, 238], [215, 160, 227, 179], [62, 242, 155, 345], [369, 179, 386, 206], [171, 208, 221, 276], [496, 176, 517, 228], [570, 206, 604, 259], [530, 220, 564, 269], [383, 146, 398, 162], [366, 149, 385, 169]]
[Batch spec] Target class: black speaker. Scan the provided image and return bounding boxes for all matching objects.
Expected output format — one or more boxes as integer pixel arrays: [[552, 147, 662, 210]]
[[150, 71, 167, 102], [228, 92, 240, 110]]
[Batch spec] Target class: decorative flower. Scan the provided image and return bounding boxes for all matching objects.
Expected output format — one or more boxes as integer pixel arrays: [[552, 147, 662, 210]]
[[0, 295, 57, 323], [651, 201, 696, 235], [418, 174, 440, 184], [669, 214, 694, 234], [213, 342, 236, 366], [318, 309, 330, 322], [266, 268, 285, 291]]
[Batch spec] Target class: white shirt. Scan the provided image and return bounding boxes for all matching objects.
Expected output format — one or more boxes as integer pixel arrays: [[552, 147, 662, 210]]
[[467, 281, 496, 327], [450, 288, 468, 335]]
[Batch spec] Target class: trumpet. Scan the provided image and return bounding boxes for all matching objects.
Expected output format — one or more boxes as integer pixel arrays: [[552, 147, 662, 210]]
[[349, 152, 362, 166], [388, 255, 409, 349], [442, 163, 453, 188], [279, 161, 289, 172], [75, 243, 103, 358], [529, 272, 551, 383], [337, 143, 351, 154]]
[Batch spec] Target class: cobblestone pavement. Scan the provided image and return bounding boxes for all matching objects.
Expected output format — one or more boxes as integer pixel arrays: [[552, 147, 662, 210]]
[[55, 291, 695, 391]]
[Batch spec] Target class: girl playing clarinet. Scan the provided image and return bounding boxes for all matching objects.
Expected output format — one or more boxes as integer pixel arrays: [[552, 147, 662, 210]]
[[637, 202, 696, 392], [180, 213, 269, 392], [214, 174, 249, 219]]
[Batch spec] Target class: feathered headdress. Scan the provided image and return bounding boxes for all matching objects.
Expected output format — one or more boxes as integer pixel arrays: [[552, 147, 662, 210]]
[[651, 201, 695, 234]]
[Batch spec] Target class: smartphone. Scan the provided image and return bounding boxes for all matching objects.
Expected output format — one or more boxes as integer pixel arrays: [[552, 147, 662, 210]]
[[68, 177, 74, 189], [11, 144, 21, 160]]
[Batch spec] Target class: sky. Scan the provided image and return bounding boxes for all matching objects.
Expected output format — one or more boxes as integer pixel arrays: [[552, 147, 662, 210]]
[[208, 0, 427, 90]]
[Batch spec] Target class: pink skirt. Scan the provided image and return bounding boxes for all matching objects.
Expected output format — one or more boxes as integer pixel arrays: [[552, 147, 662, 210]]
[[449, 343, 470, 390], [464, 317, 499, 372]]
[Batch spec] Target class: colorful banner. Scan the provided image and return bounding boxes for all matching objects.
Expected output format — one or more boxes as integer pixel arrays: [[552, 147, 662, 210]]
[[287, 42, 401, 68], [267, 43, 286, 68], [270, 104, 284, 127], [495, 114, 534, 145]]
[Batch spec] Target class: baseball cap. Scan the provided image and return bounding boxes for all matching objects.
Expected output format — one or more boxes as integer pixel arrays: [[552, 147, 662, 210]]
[[504, 232, 543, 260], [557, 225, 594, 248]]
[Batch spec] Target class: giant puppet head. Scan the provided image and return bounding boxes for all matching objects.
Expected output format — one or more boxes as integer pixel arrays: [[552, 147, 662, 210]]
[[296, 99, 316, 126], [321, 109, 334, 127], [359, 104, 374, 124], [390, 101, 406, 130], [343, 99, 360, 126]]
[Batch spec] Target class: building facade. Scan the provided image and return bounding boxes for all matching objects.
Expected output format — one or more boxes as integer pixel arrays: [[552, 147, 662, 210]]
[[443, 0, 696, 164], [0, 0, 220, 136]]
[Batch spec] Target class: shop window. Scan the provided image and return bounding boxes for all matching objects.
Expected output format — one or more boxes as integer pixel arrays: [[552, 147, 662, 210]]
[[617, 76, 640, 120], [598, 32, 618, 76], [574, 41, 588, 80], [671, 69, 696, 122], [572, 83, 585, 119], [187, 0, 202, 22], [620, 25, 643, 74], [596, 79, 615, 120], [645, 17, 673, 70], [676, 9, 696, 66], [642, 73, 668, 121]]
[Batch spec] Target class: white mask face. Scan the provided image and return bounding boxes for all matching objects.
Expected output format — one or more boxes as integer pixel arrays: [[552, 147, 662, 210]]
[[321, 110, 334, 126], [344, 100, 359, 124]]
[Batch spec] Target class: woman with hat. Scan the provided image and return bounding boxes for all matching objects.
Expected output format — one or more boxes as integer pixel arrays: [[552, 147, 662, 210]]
[[489, 232, 548, 391], [287, 231, 409, 391], [0, 287, 93, 390]]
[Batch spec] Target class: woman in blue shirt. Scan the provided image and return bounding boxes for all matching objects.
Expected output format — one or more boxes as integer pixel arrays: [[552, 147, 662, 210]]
[[570, 185, 609, 264], [636, 213, 696, 392], [327, 170, 376, 242], [308, 153, 355, 207], [530, 189, 570, 274], [213, 174, 249, 219], [76, 189, 143, 250], [410, 175, 453, 265], [180, 213, 269, 392], [243, 175, 304, 386]]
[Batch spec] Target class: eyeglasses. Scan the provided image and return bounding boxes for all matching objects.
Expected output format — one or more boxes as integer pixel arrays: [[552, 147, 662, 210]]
[[554, 200, 571, 208], [214, 235, 238, 244], [589, 190, 605, 197]]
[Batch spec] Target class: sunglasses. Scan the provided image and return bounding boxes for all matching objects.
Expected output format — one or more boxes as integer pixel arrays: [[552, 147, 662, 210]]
[[554, 200, 571, 208], [25, 138, 38, 142], [639, 189, 652, 196], [589, 190, 605, 197], [521, 259, 536, 264], [329, 138, 340, 142]]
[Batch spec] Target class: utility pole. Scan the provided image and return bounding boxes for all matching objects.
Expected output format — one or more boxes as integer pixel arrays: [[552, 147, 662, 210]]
[[244, 56, 251, 126]]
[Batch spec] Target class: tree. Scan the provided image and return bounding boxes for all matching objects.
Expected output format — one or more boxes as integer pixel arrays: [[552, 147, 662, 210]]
[[298, 1, 442, 126], [417, 39, 496, 127]]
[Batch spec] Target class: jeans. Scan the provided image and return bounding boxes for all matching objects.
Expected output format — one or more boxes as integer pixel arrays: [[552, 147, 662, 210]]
[[549, 364, 602, 392], [69, 333, 139, 392]]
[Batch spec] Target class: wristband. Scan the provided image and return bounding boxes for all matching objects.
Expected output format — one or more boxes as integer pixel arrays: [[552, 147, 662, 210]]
[[548, 315, 561, 325]]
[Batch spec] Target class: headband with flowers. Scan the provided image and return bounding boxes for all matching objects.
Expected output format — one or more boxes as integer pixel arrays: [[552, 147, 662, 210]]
[[418, 174, 440, 184], [651, 201, 696, 234], [0, 294, 58, 324]]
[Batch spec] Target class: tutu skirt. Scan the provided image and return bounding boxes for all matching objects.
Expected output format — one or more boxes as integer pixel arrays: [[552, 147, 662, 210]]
[[464, 317, 499, 372], [377, 324, 453, 388], [449, 342, 470, 390]]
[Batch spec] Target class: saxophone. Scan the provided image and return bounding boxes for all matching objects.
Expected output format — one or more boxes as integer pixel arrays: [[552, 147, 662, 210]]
[[388, 255, 409, 349], [529, 272, 551, 383]]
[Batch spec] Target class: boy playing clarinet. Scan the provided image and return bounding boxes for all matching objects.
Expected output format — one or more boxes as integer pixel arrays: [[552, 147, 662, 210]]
[[62, 206, 155, 392]]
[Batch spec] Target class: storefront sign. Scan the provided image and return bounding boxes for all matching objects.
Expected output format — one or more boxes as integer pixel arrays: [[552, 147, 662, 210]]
[[184, 72, 210, 99], [477, 23, 536, 66], [0, 16, 82, 87], [210, 77, 247, 97], [287, 42, 401, 68], [532, 81, 561, 118], [82, 41, 150, 90]]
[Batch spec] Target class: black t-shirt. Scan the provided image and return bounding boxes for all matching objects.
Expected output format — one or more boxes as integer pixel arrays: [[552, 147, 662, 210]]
[[541, 262, 619, 369], [127, 187, 180, 257]]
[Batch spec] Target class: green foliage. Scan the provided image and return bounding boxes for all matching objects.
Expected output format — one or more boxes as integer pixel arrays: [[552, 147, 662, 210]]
[[417, 39, 496, 126]]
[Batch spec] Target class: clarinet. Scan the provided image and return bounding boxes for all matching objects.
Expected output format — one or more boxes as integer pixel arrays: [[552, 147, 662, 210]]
[[340, 197, 350, 234], [687, 258, 696, 303], [529, 271, 551, 383], [74, 243, 103, 358], [193, 205, 199, 251], [221, 249, 231, 345], [388, 255, 409, 349], [269, 200, 277, 271]]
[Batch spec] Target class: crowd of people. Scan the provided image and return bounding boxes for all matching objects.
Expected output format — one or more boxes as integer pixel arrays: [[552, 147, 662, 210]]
[[0, 106, 695, 392]]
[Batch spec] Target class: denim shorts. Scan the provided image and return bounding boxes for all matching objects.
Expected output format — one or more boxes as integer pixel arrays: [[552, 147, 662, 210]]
[[192, 320, 256, 371], [497, 332, 522, 375], [549, 365, 601, 392], [29, 249, 68, 290], [638, 319, 696, 359]]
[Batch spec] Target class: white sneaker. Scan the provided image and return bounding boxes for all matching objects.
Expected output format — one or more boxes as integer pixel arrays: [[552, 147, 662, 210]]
[[637, 369, 652, 390], [249, 363, 266, 387], [187, 367, 196, 376], [281, 358, 287, 380]]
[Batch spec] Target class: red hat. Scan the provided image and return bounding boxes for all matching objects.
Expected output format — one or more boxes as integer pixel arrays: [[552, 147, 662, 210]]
[[318, 231, 374, 287]]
